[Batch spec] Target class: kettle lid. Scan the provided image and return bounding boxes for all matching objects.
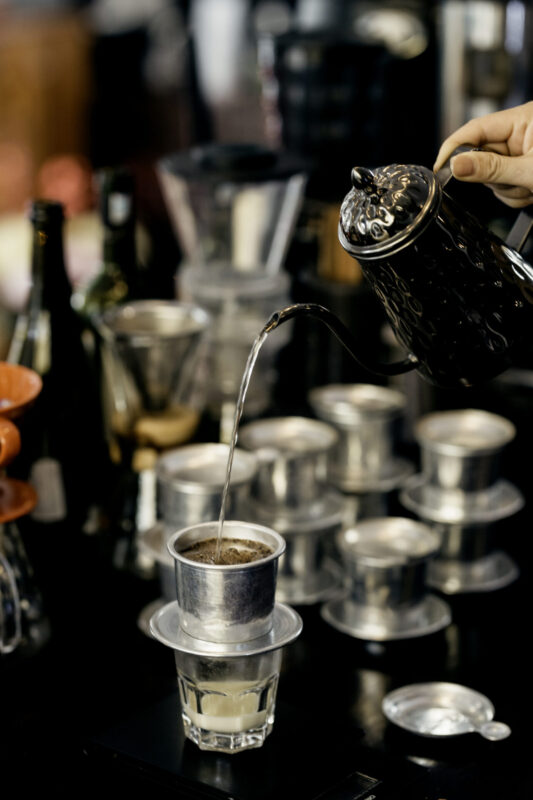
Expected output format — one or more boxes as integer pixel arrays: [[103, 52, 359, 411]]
[[338, 163, 439, 259]]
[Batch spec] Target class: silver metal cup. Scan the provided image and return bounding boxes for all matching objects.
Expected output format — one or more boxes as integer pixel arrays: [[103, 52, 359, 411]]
[[428, 519, 494, 562], [246, 492, 345, 604], [308, 383, 413, 492], [400, 473, 524, 525], [422, 517, 520, 594], [238, 416, 338, 508], [167, 521, 285, 643], [415, 409, 516, 492], [156, 443, 257, 528], [336, 517, 441, 610], [341, 490, 393, 527], [139, 444, 258, 602]]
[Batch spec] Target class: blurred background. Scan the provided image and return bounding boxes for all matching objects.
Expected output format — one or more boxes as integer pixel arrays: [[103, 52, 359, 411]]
[[2, 0, 533, 446], [1, 0, 533, 338]]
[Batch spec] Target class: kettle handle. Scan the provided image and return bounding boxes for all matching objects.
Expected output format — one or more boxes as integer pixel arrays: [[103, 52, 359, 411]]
[[505, 206, 533, 252], [435, 144, 478, 189], [437, 145, 533, 254]]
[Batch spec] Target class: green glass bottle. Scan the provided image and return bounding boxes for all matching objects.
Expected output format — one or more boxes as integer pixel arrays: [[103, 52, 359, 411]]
[[77, 166, 140, 317], [7, 200, 105, 529]]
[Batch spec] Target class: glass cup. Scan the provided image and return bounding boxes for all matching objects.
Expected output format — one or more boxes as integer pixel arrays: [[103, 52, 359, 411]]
[[174, 648, 282, 753]]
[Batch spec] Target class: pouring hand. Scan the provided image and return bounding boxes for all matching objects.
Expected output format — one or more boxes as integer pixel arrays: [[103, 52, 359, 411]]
[[433, 101, 533, 208]]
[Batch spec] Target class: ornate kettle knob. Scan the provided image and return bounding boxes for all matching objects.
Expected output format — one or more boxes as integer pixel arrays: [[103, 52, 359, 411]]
[[351, 167, 376, 191], [339, 162, 438, 255]]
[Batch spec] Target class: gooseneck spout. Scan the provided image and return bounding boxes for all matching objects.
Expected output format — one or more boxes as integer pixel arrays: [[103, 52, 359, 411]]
[[264, 303, 418, 378]]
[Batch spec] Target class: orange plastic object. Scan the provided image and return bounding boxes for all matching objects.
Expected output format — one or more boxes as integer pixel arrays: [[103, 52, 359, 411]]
[[0, 362, 42, 420], [0, 417, 21, 468], [0, 477, 38, 523]]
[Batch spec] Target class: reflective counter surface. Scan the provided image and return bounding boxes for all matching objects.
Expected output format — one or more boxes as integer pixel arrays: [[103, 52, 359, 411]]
[[4, 363, 533, 799], [2, 497, 532, 800]]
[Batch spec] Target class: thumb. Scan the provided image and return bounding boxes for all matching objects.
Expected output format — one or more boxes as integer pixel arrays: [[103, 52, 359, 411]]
[[451, 150, 533, 191]]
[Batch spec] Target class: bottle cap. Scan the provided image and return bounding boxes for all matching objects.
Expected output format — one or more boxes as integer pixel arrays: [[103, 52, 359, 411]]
[[29, 200, 64, 225]]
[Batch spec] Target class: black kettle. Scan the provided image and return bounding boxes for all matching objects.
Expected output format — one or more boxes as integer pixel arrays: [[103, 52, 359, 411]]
[[337, 148, 533, 388]]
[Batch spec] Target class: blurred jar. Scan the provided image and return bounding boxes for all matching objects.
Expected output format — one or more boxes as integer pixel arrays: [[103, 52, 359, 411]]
[[177, 262, 292, 433]]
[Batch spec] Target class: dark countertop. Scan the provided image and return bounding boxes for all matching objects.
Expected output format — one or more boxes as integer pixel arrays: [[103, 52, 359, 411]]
[[2, 500, 532, 800], [5, 335, 533, 799]]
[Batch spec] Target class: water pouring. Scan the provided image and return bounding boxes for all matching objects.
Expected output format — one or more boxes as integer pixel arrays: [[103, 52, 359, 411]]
[[238, 416, 345, 605], [137, 443, 257, 616]]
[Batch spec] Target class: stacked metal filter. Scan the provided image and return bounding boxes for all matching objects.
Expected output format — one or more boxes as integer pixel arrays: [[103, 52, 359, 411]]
[[400, 409, 524, 594], [321, 517, 451, 642], [137, 443, 258, 625], [308, 384, 415, 525], [238, 416, 345, 605], [149, 520, 303, 754]]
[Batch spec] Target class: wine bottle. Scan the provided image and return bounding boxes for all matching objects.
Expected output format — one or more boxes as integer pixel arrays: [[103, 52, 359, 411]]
[[71, 169, 154, 569], [76, 166, 141, 317], [7, 200, 106, 530], [73, 167, 144, 488]]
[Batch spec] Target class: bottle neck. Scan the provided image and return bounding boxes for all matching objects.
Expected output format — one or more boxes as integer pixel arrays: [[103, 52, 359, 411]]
[[100, 169, 138, 284], [30, 210, 73, 313], [10, 201, 78, 370], [103, 223, 137, 281]]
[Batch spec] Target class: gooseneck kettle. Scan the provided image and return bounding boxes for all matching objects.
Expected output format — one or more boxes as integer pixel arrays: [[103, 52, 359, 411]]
[[337, 147, 533, 388]]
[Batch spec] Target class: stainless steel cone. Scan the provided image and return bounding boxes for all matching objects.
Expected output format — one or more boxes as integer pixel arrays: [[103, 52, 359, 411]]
[[96, 300, 211, 412]]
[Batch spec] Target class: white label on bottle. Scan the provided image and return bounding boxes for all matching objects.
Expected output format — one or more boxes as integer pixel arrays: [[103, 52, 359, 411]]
[[34, 311, 51, 375], [29, 457, 67, 522], [109, 193, 131, 225]]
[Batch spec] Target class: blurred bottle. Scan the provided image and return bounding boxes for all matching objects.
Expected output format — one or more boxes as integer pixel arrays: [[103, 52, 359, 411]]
[[7, 200, 105, 532], [71, 168, 158, 565], [75, 166, 142, 317], [72, 166, 140, 459], [72, 167, 146, 487]]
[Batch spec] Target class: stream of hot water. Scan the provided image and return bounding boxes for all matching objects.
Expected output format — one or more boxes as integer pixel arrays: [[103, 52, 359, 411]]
[[214, 302, 415, 562]]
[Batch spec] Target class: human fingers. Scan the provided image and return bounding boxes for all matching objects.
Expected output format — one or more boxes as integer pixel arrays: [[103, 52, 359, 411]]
[[486, 183, 532, 198], [490, 186, 533, 208], [433, 113, 515, 171], [433, 102, 533, 171], [450, 150, 533, 193]]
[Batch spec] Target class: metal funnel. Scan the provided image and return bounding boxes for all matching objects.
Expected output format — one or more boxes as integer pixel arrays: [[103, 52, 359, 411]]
[[157, 143, 307, 274], [96, 300, 211, 421]]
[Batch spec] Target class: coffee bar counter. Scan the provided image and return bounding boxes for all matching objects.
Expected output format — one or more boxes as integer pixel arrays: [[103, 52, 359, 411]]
[[2, 484, 532, 800], [4, 332, 533, 799]]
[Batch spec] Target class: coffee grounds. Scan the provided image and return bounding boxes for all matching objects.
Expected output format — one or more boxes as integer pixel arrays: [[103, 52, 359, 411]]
[[181, 537, 273, 565]]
